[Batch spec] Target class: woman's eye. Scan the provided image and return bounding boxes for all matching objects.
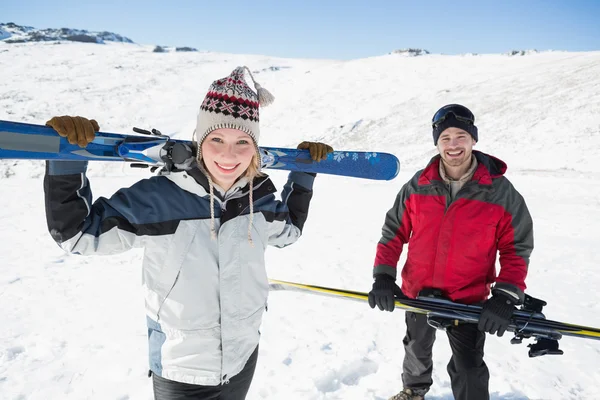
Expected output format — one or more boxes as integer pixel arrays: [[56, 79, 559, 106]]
[[211, 137, 222, 143], [238, 140, 249, 145]]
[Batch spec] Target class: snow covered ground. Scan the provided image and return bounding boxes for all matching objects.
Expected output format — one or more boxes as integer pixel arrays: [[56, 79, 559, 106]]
[[1, 40, 600, 399]]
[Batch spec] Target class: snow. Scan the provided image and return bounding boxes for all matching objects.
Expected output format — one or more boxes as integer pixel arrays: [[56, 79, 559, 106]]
[[1, 40, 600, 399]]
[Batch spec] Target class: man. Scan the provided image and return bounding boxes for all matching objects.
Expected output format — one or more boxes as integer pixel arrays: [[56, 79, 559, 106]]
[[368, 104, 534, 400]]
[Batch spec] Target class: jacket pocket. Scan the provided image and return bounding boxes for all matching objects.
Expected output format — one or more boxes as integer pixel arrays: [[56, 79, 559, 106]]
[[232, 305, 264, 356], [145, 220, 200, 296]]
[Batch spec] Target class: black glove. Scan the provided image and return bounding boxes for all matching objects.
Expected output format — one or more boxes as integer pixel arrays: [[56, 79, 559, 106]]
[[368, 274, 404, 312], [478, 291, 516, 337]]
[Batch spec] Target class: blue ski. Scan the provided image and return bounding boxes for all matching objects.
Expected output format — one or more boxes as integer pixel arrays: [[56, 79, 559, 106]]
[[0, 120, 400, 180]]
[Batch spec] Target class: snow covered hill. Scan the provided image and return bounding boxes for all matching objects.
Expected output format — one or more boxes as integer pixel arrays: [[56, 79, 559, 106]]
[[1, 34, 600, 399]]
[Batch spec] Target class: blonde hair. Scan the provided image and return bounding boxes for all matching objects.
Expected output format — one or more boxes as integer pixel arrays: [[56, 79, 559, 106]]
[[244, 151, 265, 180]]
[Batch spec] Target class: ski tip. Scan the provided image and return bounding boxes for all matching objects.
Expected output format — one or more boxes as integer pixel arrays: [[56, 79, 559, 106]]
[[387, 157, 401, 180]]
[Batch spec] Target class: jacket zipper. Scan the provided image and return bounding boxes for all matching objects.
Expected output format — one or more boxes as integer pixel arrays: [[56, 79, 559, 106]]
[[430, 180, 476, 288]]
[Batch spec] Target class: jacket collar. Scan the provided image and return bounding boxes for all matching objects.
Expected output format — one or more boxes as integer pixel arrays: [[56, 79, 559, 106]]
[[166, 166, 274, 204], [418, 150, 507, 186]]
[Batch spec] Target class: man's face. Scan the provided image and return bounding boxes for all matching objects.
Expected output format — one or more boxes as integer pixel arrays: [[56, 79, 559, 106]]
[[436, 127, 476, 168]]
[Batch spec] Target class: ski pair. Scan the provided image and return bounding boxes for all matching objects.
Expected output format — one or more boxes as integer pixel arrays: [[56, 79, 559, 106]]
[[268, 279, 600, 357], [0, 120, 400, 180]]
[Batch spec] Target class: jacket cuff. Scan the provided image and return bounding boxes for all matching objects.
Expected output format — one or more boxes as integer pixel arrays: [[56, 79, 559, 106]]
[[47, 160, 88, 176], [492, 282, 524, 304], [288, 171, 315, 190], [373, 264, 397, 279]]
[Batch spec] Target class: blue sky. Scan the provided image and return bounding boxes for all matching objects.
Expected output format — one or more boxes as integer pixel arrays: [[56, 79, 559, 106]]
[[2, 0, 599, 59]]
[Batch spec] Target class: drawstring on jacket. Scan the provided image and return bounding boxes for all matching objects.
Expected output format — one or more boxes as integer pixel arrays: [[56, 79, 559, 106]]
[[191, 132, 254, 245]]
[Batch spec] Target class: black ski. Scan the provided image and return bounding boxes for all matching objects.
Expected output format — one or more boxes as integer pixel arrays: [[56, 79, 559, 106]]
[[268, 279, 600, 357]]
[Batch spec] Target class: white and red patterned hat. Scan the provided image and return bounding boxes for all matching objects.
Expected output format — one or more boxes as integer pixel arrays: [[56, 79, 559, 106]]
[[194, 66, 274, 159]]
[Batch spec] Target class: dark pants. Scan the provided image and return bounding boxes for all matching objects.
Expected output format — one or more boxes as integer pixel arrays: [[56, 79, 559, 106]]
[[402, 312, 490, 400], [152, 346, 259, 400]]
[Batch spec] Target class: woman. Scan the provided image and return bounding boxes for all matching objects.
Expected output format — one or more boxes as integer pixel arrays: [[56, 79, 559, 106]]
[[44, 66, 332, 399]]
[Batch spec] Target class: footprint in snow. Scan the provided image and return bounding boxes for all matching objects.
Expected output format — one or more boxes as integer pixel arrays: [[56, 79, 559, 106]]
[[2, 346, 25, 361], [314, 357, 378, 393]]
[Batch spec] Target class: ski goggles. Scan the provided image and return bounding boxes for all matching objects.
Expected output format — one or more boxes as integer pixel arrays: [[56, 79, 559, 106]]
[[432, 104, 475, 128]]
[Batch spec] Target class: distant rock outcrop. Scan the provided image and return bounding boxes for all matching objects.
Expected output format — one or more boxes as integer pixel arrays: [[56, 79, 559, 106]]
[[152, 45, 198, 53], [0, 22, 134, 44], [506, 49, 539, 56], [175, 47, 197, 52], [252, 66, 291, 73], [0, 22, 199, 51], [391, 48, 430, 57]]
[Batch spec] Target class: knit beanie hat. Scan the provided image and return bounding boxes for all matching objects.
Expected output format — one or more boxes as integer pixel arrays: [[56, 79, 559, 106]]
[[193, 66, 274, 246], [194, 66, 274, 162], [431, 104, 478, 145]]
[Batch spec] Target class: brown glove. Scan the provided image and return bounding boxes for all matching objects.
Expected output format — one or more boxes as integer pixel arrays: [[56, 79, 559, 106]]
[[297, 141, 333, 162], [45, 116, 100, 148]]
